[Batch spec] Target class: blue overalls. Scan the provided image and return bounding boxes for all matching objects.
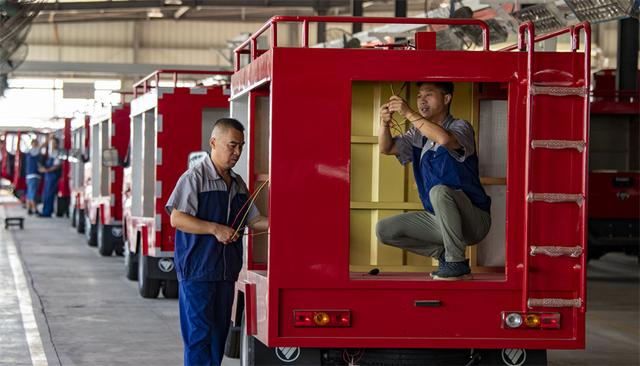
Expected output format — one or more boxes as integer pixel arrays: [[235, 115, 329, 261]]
[[24, 149, 41, 201], [411, 136, 491, 214], [40, 152, 61, 217], [166, 157, 255, 366]]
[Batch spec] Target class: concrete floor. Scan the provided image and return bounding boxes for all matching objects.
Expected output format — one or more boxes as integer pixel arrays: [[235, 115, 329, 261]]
[[0, 204, 638, 366]]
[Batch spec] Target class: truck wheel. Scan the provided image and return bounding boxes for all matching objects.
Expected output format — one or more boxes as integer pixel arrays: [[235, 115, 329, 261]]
[[85, 215, 97, 247], [97, 222, 114, 256], [71, 207, 77, 228], [138, 250, 160, 298], [124, 239, 138, 281], [162, 280, 179, 299], [76, 209, 85, 234]]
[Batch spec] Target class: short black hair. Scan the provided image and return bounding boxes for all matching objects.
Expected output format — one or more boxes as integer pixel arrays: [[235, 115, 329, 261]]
[[416, 81, 454, 96], [213, 118, 244, 134]]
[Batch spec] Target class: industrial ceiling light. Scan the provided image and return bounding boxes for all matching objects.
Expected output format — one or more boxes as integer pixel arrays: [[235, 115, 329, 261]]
[[147, 8, 164, 18], [512, 4, 567, 34], [563, 0, 635, 23], [164, 0, 183, 5]]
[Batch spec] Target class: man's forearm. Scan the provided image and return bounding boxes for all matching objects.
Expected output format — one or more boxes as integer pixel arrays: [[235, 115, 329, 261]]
[[171, 209, 218, 235], [378, 124, 395, 154]]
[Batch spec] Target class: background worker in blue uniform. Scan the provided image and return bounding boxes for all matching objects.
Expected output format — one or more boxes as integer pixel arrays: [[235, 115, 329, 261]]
[[25, 138, 43, 215], [166, 118, 268, 366], [38, 136, 62, 217], [376, 82, 491, 280]]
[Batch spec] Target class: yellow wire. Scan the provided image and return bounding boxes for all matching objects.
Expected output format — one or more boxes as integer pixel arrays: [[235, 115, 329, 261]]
[[233, 178, 269, 238]]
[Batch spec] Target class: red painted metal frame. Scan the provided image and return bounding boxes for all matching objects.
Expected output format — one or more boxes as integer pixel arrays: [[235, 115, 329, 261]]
[[233, 16, 591, 350], [58, 118, 72, 198], [233, 16, 491, 71], [126, 70, 230, 260], [133, 69, 233, 97], [11, 132, 25, 195], [86, 104, 130, 227], [1, 132, 13, 181]]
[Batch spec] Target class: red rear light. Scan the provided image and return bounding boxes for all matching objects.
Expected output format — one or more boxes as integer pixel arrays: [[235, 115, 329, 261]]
[[293, 310, 351, 327]]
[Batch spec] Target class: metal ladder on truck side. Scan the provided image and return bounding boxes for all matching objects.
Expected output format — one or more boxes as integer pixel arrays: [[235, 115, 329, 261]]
[[513, 21, 592, 313]]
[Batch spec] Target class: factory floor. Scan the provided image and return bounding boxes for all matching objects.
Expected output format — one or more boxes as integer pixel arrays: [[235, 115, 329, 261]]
[[0, 202, 638, 366]]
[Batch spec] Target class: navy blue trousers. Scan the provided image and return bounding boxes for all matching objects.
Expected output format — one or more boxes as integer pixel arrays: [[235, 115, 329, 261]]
[[40, 176, 59, 217], [179, 280, 234, 366]]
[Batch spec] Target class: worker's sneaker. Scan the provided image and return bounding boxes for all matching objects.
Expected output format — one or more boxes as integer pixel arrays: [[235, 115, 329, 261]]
[[430, 254, 472, 281]]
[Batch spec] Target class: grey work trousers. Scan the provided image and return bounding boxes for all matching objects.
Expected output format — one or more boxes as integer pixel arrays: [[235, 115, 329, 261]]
[[375, 185, 491, 262]]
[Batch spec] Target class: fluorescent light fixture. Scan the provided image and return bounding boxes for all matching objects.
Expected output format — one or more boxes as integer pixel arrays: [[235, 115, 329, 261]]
[[564, 0, 634, 22], [147, 8, 164, 18], [512, 4, 566, 34]]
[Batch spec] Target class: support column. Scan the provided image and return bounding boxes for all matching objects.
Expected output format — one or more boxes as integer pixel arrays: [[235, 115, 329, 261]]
[[617, 17, 639, 99], [352, 0, 363, 34]]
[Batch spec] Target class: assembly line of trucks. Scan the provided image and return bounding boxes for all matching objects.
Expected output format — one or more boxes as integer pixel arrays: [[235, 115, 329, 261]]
[[2, 16, 638, 366]]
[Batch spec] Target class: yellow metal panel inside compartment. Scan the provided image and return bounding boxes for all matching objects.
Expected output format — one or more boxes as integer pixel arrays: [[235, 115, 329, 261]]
[[349, 81, 475, 272]]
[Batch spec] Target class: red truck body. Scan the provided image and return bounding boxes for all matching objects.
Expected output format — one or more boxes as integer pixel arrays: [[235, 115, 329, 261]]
[[123, 70, 231, 298], [227, 17, 591, 365], [83, 103, 131, 256]]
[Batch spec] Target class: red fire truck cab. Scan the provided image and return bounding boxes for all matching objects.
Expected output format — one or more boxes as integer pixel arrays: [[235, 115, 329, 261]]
[[123, 70, 231, 299], [226, 17, 591, 366], [84, 101, 130, 256]]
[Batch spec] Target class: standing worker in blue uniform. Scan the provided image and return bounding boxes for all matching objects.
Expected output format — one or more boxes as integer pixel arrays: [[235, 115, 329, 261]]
[[166, 118, 268, 366], [38, 136, 62, 218], [25, 138, 43, 215], [376, 82, 491, 280]]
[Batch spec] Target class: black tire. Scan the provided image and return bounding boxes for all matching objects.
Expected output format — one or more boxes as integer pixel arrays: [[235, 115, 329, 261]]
[[138, 250, 160, 298], [76, 209, 85, 234], [85, 214, 97, 247], [97, 222, 114, 256], [162, 280, 179, 299], [124, 239, 138, 281], [71, 207, 77, 228]]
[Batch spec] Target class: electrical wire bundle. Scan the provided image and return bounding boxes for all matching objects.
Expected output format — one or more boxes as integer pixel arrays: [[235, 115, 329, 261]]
[[230, 178, 270, 239]]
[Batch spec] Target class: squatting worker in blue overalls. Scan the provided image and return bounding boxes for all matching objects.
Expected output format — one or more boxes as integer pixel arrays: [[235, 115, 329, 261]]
[[376, 82, 491, 280], [25, 139, 43, 215], [166, 118, 269, 366], [38, 136, 62, 218]]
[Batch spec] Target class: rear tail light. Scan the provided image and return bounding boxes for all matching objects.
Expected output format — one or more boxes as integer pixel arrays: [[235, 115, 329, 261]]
[[502, 312, 560, 330], [293, 310, 351, 327]]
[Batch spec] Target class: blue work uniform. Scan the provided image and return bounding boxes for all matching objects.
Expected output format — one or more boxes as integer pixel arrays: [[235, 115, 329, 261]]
[[165, 156, 259, 366], [40, 150, 61, 217], [25, 148, 42, 201], [395, 115, 491, 214]]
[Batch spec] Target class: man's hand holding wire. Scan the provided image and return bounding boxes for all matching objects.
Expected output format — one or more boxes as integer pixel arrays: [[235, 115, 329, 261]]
[[380, 103, 393, 128], [387, 95, 413, 118], [212, 224, 238, 244]]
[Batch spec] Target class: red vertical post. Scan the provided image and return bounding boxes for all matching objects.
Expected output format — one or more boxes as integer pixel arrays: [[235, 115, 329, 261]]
[[58, 118, 72, 197]]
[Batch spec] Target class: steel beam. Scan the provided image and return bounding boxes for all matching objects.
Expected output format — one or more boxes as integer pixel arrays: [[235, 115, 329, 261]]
[[16, 61, 229, 77], [39, 0, 350, 11]]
